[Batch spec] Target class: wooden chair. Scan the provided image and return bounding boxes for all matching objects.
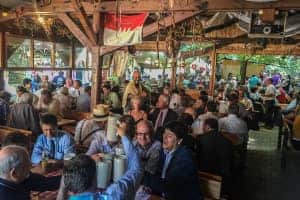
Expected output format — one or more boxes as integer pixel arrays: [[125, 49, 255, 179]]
[[281, 115, 300, 170], [198, 171, 223, 200]]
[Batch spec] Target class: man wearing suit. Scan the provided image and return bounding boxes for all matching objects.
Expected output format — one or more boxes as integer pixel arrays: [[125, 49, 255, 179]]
[[196, 118, 233, 196], [149, 94, 178, 141]]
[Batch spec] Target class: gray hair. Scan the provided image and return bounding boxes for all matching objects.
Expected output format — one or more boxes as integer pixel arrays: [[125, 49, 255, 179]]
[[19, 93, 33, 105], [0, 145, 29, 178], [136, 120, 155, 137], [160, 94, 170, 104]]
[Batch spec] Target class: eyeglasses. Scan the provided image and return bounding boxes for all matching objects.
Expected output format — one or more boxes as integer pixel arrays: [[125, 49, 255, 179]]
[[136, 132, 150, 137]]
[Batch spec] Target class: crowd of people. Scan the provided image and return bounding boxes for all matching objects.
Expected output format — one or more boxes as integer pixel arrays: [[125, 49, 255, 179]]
[[0, 69, 300, 200]]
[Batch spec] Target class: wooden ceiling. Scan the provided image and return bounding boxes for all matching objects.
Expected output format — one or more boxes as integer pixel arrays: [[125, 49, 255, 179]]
[[0, 0, 300, 56]]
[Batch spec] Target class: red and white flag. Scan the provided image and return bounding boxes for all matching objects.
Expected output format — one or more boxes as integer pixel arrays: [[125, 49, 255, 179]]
[[104, 13, 148, 46]]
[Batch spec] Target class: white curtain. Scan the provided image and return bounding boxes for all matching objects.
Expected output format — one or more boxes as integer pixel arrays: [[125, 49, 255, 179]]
[[111, 50, 130, 78]]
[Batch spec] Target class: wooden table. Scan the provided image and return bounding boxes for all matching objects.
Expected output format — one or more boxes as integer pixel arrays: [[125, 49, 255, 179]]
[[0, 126, 32, 145], [31, 164, 62, 200]]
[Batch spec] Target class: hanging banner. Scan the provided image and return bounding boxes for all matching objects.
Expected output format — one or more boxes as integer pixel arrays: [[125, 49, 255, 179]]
[[103, 13, 148, 46]]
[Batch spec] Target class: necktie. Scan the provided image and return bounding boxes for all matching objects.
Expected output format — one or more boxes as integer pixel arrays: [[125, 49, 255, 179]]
[[155, 111, 164, 131], [50, 139, 55, 159]]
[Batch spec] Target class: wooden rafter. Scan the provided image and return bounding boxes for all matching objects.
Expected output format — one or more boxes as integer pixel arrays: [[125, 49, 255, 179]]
[[1, 0, 300, 23], [57, 13, 93, 50], [72, 0, 97, 45], [100, 11, 201, 56]]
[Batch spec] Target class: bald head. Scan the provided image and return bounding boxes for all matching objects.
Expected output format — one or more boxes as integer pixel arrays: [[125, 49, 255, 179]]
[[136, 120, 154, 147], [0, 145, 30, 183]]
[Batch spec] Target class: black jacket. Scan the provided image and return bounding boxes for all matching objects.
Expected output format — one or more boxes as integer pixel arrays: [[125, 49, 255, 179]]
[[196, 131, 233, 195], [145, 145, 203, 200], [0, 173, 61, 200], [148, 108, 178, 141]]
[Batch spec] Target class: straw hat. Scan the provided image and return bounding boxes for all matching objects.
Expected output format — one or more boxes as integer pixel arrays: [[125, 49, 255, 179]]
[[90, 104, 110, 121]]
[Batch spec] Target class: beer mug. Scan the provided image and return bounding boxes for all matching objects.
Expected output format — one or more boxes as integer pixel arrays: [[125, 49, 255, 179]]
[[96, 160, 112, 189], [113, 155, 127, 182]]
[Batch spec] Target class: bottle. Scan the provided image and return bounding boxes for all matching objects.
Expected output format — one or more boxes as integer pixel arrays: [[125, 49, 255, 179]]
[[41, 151, 49, 171]]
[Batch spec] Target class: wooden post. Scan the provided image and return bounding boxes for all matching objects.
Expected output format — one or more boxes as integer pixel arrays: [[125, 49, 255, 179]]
[[171, 57, 177, 89], [91, 46, 102, 110], [209, 46, 216, 97], [30, 39, 34, 69], [51, 42, 56, 68], [90, 11, 104, 111], [0, 32, 5, 90]]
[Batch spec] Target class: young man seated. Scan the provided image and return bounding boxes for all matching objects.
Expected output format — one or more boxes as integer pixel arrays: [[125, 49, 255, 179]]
[[57, 121, 142, 200], [144, 121, 203, 200], [31, 114, 75, 164], [0, 145, 61, 200]]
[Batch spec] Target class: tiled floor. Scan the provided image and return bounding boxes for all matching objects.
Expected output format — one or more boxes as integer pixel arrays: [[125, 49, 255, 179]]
[[232, 127, 300, 200]]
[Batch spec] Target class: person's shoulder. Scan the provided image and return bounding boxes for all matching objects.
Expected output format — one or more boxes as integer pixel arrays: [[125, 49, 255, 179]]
[[150, 140, 162, 150]]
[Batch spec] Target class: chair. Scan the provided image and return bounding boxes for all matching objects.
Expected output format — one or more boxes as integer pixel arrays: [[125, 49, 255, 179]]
[[281, 115, 300, 170], [198, 171, 223, 200]]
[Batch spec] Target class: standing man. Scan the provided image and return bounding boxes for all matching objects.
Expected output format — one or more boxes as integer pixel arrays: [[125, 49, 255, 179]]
[[264, 78, 276, 129], [122, 71, 146, 110]]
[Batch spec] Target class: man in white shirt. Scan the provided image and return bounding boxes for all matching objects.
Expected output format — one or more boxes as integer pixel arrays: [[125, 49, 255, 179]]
[[219, 103, 249, 170], [263, 78, 276, 129]]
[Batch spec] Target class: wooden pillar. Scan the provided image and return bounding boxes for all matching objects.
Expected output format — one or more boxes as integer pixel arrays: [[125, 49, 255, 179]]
[[0, 32, 5, 90], [51, 42, 56, 68], [30, 39, 34, 69], [171, 57, 177, 89], [209, 46, 216, 97], [91, 46, 102, 110]]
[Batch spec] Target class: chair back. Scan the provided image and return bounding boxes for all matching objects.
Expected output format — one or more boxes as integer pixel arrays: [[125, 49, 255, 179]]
[[198, 171, 222, 200]]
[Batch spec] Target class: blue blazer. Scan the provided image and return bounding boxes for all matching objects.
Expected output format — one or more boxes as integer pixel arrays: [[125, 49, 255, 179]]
[[145, 145, 203, 200]]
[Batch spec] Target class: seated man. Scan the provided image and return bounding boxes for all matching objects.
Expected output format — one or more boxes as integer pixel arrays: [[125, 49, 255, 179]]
[[134, 120, 162, 177], [0, 145, 61, 200], [144, 121, 202, 200], [219, 104, 249, 170], [57, 122, 142, 200], [76, 86, 91, 112], [148, 94, 178, 141], [31, 114, 75, 164], [86, 115, 135, 160], [9, 92, 41, 137], [196, 118, 233, 196]]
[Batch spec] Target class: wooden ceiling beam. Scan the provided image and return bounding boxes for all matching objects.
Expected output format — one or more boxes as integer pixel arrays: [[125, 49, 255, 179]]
[[1, 0, 299, 23], [216, 43, 300, 55], [100, 11, 201, 56], [57, 13, 93, 50], [72, 0, 97, 45]]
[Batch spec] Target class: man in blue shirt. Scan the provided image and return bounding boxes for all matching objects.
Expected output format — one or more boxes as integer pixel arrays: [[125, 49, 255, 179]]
[[57, 122, 142, 200], [31, 114, 75, 164]]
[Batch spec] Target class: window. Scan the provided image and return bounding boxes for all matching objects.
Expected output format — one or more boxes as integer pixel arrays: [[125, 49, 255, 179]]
[[34, 40, 52, 68], [75, 47, 87, 68], [55, 43, 71, 68], [7, 36, 31, 68]]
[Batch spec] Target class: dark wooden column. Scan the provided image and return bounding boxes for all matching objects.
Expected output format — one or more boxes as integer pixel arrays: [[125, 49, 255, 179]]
[[0, 32, 6, 90], [209, 46, 216, 96], [91, 46, 102, 110]]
